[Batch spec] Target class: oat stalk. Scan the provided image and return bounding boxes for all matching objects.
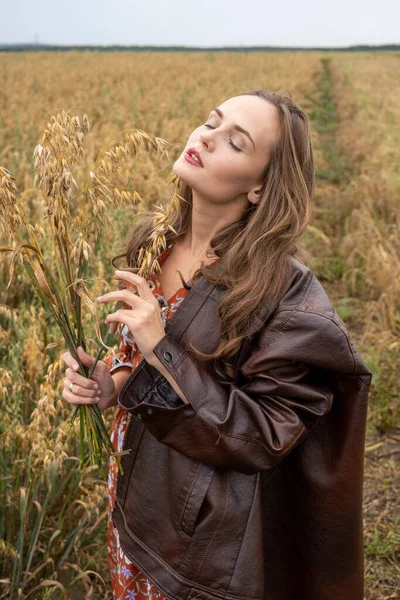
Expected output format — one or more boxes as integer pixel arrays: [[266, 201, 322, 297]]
[[0, 110, 176, 478]]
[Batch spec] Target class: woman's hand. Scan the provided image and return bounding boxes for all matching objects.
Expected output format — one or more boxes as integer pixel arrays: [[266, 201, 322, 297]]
[[61, 346, 116, 412], [96, 270, 166, 365]]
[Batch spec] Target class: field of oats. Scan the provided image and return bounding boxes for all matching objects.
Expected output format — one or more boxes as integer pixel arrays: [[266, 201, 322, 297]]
[[0, 51, 399, 599]]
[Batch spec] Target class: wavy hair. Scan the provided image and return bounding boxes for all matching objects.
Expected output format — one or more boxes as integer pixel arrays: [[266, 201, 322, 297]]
[[116, 89, 314, 382]]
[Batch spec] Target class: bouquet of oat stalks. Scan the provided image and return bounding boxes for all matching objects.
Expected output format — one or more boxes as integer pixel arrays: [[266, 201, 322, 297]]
[[0, 110, 180, 476]]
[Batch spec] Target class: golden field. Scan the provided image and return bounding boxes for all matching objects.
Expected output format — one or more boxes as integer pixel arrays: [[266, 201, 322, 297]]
[[0, 51, 399, 599]]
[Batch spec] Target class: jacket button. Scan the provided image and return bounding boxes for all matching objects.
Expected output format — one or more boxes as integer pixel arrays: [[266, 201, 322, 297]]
[[147, 408, 153, 415], [163, 351, 172, 362], [136, 413, 142, 420]]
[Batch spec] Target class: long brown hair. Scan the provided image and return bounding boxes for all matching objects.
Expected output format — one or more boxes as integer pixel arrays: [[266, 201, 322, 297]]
[[117, 90, 314, 382]]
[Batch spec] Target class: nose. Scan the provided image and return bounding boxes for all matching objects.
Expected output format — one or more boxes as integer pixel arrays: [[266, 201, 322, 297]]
[[198, 129, 215, 151]]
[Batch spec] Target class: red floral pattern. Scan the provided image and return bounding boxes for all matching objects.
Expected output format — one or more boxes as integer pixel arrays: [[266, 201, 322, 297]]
[[103, 243, 192, 599]]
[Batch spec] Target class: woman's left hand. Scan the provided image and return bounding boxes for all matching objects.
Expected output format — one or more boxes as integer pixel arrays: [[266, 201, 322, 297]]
[[96, 270, 166, 366]]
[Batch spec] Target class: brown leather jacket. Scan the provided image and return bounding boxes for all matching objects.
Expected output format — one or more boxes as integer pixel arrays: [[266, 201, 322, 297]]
[[112, 256, 373, 600]]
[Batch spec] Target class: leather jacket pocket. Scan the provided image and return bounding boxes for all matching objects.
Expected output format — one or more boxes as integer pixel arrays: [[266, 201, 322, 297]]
[[179, 462, 215, 538]]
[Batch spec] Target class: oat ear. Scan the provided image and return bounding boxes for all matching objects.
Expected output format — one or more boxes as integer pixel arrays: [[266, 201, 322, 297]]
[[136, 173, 182, 279]]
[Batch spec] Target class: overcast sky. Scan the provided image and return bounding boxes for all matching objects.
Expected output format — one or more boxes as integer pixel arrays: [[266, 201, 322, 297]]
[[1, 0, 398, 47]]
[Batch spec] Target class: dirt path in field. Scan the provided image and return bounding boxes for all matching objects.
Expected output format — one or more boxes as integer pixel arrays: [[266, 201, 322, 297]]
[[307, 56, 400, 600]]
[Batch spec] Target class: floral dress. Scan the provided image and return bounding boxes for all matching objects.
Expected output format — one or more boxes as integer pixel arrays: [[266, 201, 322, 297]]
[[103, 243, 195, 600]]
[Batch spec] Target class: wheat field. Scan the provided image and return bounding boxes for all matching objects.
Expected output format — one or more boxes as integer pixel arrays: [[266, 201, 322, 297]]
[[0, 51, 399, 599]]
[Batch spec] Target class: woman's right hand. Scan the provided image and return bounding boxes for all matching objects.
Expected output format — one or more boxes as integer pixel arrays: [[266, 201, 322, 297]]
[[61, 346, 116, 412]]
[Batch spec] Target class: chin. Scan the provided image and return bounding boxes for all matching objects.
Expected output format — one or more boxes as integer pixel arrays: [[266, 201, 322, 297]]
[[172, 160, 192, 185], [172, 161, 180, 176], [172, 157, 207, 196]]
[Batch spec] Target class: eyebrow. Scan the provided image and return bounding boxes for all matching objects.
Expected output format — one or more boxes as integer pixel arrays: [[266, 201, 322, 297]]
[[210, 107, 256, 150]]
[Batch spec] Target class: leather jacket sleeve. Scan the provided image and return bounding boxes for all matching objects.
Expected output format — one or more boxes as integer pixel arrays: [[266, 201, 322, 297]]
[[118, 309, 364, 474]]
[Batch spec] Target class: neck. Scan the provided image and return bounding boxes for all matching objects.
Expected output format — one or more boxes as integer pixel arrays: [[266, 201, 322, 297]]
[[178, 191, 248, 258]]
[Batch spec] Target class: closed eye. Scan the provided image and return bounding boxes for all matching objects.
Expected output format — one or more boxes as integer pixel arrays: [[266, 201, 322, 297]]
[[203, 124, 242, 152]]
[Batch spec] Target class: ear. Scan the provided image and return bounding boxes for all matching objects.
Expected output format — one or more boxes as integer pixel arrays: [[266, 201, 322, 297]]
[[247, 186, 262, 205]]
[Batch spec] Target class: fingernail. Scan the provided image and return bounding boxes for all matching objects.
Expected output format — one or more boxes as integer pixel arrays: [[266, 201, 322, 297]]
[[96, 296, 103, 301], [72, 364, 79, 371], [93, 383, 98, 389]]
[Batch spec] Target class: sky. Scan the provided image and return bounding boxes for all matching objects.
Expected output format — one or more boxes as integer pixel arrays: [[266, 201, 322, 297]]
[[1, 0, 399, 47]]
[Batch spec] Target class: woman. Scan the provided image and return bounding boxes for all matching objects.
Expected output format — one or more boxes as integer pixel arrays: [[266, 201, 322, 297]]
[[61, 90, 372, 600]]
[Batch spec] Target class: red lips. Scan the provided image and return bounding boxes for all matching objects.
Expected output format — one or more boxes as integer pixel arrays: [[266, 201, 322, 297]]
[[186, 147, 204, 167]]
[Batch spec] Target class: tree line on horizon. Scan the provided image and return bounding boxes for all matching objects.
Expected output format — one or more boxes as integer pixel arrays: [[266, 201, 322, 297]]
[[0, 43, 399, 52]]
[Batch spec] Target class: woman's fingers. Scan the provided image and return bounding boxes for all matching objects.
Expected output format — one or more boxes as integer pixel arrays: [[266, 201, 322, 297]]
[[76, 346, 96, 368], [61, 350, 79, 371], [62, 389, 99, 405], [61, 347, 98, 372], [60, 348, 112, 407], [63, 379, 100, 403], [97, 290, 137, 308], [66, 368, 98, 390], [108, 321, 119, 335]]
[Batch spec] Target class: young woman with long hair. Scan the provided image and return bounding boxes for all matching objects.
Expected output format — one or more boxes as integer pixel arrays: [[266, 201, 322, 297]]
[[61, 90, 372, 600]]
